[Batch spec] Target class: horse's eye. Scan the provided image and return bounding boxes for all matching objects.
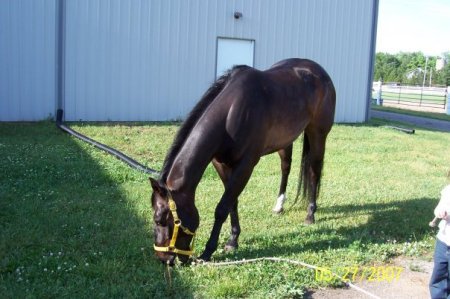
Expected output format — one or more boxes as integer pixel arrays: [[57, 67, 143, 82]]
[[154, 213, 167, 227]]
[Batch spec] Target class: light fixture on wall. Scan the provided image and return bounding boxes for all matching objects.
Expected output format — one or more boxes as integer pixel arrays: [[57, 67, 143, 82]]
[[234, 12, 242, 19]]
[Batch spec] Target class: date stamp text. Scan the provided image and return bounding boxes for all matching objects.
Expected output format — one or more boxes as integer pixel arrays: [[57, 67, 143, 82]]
[[315, 266, 404, 283]]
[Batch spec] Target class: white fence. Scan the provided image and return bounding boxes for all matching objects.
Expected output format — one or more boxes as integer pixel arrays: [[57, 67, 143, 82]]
[[373, 82, 449, 114]]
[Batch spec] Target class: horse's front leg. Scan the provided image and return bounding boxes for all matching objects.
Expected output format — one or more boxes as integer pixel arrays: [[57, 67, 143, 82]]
[[212, 159, 240, 252], [199, 157, 258, 261], [224, 201, 240, 252]]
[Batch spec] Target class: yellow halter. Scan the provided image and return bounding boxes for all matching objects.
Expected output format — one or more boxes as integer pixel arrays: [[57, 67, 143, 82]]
[[153, 191, 196, 257]]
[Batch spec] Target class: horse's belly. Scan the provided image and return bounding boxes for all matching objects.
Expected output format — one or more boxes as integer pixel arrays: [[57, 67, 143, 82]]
[[262, 119, 308, 154], [261, 139, 295, 156]]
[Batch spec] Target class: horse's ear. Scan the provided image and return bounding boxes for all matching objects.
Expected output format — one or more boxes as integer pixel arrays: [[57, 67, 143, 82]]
[[149, 177, 163, 193]]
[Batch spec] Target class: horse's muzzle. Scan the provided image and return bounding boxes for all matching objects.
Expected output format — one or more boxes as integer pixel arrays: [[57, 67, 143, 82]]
[[157, 251, 190, 266], [157, 251, 176, 266]]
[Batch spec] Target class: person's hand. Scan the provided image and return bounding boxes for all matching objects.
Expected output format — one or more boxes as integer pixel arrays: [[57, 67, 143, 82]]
[[437, 210, 448, 219]]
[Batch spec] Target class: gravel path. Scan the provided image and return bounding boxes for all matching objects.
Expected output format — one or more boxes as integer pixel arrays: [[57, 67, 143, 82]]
[[307, 257, 433, 299], [371, 110, 450, 132]]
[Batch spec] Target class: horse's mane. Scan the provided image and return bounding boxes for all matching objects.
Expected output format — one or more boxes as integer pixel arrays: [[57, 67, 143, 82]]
[[159, 65, 250, 182]]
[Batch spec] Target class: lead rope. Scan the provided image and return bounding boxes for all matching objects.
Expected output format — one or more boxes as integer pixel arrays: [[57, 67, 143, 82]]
[[164, 263, 173, 293], [193, 257, 381, 299]]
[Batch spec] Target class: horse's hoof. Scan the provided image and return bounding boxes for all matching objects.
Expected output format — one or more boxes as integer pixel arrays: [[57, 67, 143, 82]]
[[272, 207, 283, 214], [272, 194, 286, 214], [198, 253, 211, 262], [304, 218, 315, 225], [192, 258, 207, 265], [224, 244, 238, 253]]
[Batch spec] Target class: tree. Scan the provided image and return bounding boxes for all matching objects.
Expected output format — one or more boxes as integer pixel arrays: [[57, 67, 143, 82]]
[[373, 52, 449, 86], [435, 52, 450, 86], [373, 53, 401, 82]]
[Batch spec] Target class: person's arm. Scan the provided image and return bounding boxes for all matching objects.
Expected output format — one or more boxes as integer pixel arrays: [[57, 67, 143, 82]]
[[435, 186, 450, 219]]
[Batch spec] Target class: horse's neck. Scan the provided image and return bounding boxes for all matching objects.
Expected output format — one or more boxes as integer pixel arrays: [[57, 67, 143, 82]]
[[166, 127, 220, 192]]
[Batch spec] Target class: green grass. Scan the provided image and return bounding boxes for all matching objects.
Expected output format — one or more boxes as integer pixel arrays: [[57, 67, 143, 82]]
[[1, 120, 450, 298], [372, 104, 450, 122]]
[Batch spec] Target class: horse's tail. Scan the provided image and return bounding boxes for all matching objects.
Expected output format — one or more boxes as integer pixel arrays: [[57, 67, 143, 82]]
[[291, 133, 322, 208], [160, 65, 249, 181], [289, 68, 333, 211], [291, 134, 309, 207]]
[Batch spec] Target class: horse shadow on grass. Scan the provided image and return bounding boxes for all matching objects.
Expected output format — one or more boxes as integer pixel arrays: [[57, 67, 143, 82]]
[[0, 122, 191, 298], [222, 197, 436, 261]]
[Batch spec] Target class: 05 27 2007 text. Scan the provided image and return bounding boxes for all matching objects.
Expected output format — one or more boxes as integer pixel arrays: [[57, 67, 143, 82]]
[[315, 265, 404, 283]]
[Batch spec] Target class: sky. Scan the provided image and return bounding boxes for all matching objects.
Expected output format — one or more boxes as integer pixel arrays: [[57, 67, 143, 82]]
[[376, 0, 450, 56]]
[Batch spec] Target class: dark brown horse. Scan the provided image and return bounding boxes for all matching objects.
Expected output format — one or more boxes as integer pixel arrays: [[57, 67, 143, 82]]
[[150, 58, 335, 265]]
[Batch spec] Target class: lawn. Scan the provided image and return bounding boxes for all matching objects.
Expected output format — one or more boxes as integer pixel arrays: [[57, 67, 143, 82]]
[[1, 120, 449, 298]]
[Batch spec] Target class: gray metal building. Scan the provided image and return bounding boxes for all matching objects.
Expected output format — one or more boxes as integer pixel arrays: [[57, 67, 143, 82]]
[[0, 0, 379, 122]]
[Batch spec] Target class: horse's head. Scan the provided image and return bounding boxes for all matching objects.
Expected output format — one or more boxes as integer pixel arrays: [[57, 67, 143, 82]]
[[149, 178, 196, 266]]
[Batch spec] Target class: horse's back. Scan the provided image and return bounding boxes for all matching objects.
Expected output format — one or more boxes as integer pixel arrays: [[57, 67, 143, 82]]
[[215, 59, 333, 157], [268, 58, 333, 81], [266, 58, 336, 127]]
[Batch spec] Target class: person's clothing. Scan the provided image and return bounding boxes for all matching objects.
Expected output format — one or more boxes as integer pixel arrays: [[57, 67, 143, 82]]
[[435, 186, 450, 245], [430, 239, 450, 299], [430, 185, 450, 298]]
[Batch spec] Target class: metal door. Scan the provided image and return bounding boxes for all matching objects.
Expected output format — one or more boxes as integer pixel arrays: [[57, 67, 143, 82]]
[[216, 38, 254, 78]]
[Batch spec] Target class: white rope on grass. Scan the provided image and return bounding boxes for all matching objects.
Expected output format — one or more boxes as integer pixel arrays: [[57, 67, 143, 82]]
[[194, 257, 381, 299]]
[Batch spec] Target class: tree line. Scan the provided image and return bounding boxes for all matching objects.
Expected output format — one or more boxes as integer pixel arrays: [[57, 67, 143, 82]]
[[373, 52, 450, 86]]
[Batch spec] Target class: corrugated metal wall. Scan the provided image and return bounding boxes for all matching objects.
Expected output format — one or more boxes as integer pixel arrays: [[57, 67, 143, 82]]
[[0, 0, 56, 121], [0, 0, 378, 122]]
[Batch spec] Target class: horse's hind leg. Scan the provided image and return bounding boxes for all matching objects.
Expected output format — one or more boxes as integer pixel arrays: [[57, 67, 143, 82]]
[[211, 159, 240, 252], [273, 144, 293, 213], [303, 127, 328, 225]]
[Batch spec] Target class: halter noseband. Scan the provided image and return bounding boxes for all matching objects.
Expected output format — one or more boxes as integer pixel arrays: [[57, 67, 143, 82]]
[[153, 189, 196, 257]]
